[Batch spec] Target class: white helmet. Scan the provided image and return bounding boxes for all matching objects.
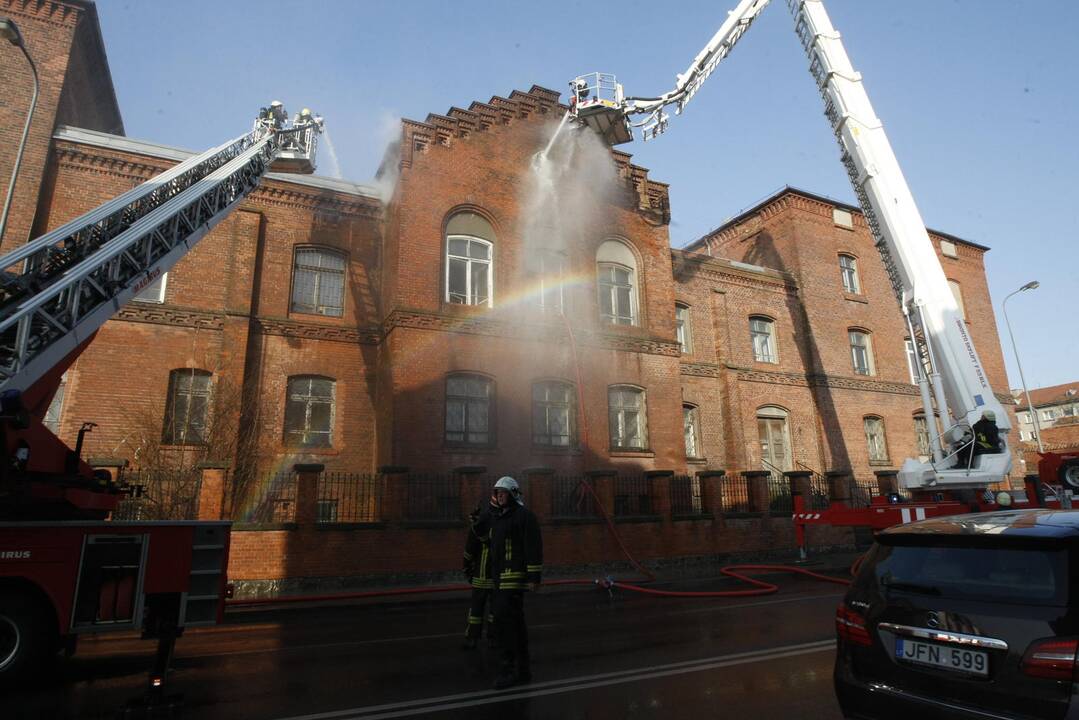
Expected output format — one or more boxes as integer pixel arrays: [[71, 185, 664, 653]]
[[493, 476, 524, 506]]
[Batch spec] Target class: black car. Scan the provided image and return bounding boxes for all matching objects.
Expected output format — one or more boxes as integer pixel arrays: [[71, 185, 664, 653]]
[[835, 509, 1079, 720]]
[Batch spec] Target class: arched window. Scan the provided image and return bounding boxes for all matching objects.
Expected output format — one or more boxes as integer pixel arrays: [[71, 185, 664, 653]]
[[163, 369, 212, 445], [675, 303, 691, 354], [848, 329, 875, 376], [597, 240, 638, 326], [838, 254, 860, 294], [608, 385, 647, 449], [864, 415, 889, 463], [291, 247, 346, 317], [446, 373, 493, 446], [285, 375, 336, 448], [750, 316, 777, 363], [446, 212, 495, 307], [756, 406, 791, 472], [532, 380, 576, 447]]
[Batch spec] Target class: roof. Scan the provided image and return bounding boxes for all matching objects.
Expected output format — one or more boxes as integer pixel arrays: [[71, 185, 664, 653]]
[[52, 126, 380, 199], [879, 509, 1079, 540], [684, 185, 990, 253], [1014, 381, 1079, 409]]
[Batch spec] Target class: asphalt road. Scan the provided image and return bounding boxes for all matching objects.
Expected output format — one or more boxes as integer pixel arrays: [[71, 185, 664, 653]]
[[9, 574, 847, 719]]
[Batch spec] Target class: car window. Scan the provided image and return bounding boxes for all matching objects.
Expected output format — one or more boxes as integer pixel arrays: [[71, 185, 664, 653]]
[[867, 542, 1068, 606]]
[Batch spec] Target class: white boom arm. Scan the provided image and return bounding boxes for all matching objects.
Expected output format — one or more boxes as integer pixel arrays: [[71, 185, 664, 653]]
[[571, 0, 1010, 489], [0, 105, 323, 397]]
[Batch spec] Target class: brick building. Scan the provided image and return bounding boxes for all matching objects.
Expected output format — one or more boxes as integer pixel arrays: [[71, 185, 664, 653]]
[[1, 1, 1019, 590]]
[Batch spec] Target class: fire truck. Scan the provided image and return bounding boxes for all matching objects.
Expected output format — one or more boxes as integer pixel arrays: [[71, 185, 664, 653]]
[[567, 0, 1066, 547], [0, 103, 323, 696]]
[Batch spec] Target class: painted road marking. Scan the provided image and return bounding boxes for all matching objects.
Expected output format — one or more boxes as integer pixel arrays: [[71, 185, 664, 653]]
[[272, 639, 836, 720]]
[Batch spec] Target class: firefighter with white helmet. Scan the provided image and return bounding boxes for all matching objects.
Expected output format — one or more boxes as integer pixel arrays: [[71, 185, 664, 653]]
[[488, 476, 542, 690]]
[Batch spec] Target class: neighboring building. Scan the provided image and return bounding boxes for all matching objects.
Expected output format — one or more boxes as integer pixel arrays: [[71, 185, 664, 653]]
[[0, 1, 1021, 586], [1013, 382, 1079, 444]]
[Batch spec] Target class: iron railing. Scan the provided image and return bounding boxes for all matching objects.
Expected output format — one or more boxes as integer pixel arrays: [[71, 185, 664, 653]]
[[405, 474, 460, 521], [847, 478, 881, 510], [316, 472, 380, 523], [614, 475, 655, 516], [243, 471, 298, 524], [767, 474, 793, 514], [549, 476, 600, 520], [112, 469, 201, 521], [719, 475, 751, 514], [669, 475, 704, 515]]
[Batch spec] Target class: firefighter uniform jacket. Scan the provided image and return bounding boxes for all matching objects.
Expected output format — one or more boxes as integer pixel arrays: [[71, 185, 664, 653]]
[[463, 508, 495, 590], [489, 501, 543, 591]]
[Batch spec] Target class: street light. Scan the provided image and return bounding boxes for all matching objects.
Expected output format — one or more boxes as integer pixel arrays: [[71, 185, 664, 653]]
[[0, 16, 41, 244], [1003, 280, 1043, 453]]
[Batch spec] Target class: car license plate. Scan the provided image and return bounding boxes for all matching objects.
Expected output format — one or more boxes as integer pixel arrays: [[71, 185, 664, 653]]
[[896, 638, 988, 676]]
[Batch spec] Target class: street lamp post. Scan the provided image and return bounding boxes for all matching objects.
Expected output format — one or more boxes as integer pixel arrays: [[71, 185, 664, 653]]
[[0, 16, 41, 244], [1003, 280, 1043, 453]]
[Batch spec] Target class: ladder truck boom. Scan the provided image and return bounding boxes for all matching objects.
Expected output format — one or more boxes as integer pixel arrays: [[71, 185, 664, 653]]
[[0, 103, 323, 518], [570, 0, 1011, 492]]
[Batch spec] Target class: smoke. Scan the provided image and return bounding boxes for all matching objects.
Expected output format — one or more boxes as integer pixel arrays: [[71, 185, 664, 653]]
[[373, 109, 403, 205], [519, 115, 620, 271]]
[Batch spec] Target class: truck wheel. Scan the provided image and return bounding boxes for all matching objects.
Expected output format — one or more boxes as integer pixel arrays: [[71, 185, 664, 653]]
[[0, 594, 51, 684], [1060, 460, 1079, 491]]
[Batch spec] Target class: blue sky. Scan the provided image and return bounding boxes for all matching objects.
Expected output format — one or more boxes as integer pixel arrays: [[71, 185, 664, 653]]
[[95, 0, 1077, 390]]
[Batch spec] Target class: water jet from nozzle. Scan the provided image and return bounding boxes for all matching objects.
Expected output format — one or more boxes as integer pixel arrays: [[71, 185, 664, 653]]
[[532, 110, 573, 171]]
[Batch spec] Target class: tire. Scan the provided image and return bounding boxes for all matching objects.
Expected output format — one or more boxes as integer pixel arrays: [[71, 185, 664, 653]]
[[0, 593, 52, 684], [1060, 460, 1079, 491]]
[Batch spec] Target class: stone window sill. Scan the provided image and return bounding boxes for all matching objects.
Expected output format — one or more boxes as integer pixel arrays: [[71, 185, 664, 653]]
[[844, 292, 868, 304], [610, 449, 656, 458]]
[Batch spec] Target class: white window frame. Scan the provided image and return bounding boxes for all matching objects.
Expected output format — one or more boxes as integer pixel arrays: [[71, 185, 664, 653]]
[[291, 247, 346, 317], [598, 262, 637, 325], [683, 404, 702, 459], [284, 376, 336, 448], [864, 416, 889, 463], [913, 415, 931, 459], [445, 374, 494, 446], [750, 316, 777, 364], [133, 272, 168, 304], [948, 280, 966, 320], [904, 339, 920, 384], [536, 250, 565, 314], [849, 330, 875, 376], [445, 235, 493, 307], [608, 385, 647, 450], [675, 304, 691, 354], [532, 380, 576, 447], [839, 254, 860, 294], [163, 368, 213, 445]]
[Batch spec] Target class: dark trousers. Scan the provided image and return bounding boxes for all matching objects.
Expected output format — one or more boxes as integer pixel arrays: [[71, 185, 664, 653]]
[[465, 587, 494, 640], [493, 589, 529, 673]]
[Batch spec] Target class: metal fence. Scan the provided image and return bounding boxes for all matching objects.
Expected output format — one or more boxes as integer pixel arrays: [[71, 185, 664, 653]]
[[767, 473, 792, 514], [719, 475, 751, 514], [669, 475, 704, 515], [405, 474, 460, 521], [244, 471, 298, 523], [549, 476, 600, 520], [317, 472, 381, 523], [847, 479, 881, 509], [112, 469, 202, 521], [614, 476, 654, 516], [806, 473, 831, 511]]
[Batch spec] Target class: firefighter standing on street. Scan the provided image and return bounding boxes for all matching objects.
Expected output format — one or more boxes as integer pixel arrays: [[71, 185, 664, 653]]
[[461, 492, 498, 650], [489, 476, 542, 690]]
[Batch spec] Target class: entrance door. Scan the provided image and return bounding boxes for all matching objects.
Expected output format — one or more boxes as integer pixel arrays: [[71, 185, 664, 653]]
[[757, 408, 792, 474]]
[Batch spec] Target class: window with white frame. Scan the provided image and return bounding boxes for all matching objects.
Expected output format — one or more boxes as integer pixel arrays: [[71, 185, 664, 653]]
[[1017, 411, 1030, 424], [133, 272, 168, 304], [284, 376, 335, 448], [535, 250, 565, 314], [446, 374, 493, 446], [291, 248, 346, 317], [849, 330, 875, 376], [1019, 430, 1034, 442], [948, 280, 966, 320], [913, 415, 931, 459], [675, 304, 691, 354], [1041, 409, 1055, 422], [864, 416, 889, 463], [608, 385, 647, 450], [163, 369, 212, 445], [532, 380, 575, 447], [839, 254, 860, 294], [43, 372, 68, 434], [904, 339, 920, 384], [683, 404, 702, 459], [597, 240, 638, 326], [445, 211, 496, 307], [750, 316, 777, 363]]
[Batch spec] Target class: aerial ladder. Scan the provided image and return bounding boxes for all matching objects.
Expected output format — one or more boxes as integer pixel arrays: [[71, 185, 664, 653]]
[[0, 103, 322, 699], [568, 0, 1063, 536]]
